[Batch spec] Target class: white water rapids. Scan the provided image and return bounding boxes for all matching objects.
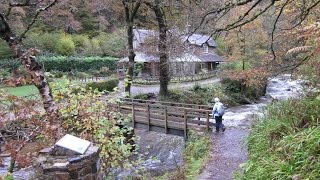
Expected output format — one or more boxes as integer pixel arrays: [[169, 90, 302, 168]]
[[222, 74, 303, 127]]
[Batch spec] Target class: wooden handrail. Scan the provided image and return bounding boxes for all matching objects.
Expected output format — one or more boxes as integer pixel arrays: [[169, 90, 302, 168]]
[[121, 98, 212, 109], [122, 102, 212, 113]]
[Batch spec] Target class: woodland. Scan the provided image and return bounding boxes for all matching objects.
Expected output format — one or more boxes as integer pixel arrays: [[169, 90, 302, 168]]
[[0, 0, 320, 179]]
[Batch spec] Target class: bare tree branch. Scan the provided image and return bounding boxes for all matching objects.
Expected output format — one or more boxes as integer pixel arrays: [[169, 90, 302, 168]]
[[19, 0, 58, 40], [280, 0, 320, 31], [190, 0, 258, 35], [271, 0, 291, 61]]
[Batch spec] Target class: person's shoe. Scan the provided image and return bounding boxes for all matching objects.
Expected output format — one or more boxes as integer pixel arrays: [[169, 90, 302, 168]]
[[222, 127, 226, 132]]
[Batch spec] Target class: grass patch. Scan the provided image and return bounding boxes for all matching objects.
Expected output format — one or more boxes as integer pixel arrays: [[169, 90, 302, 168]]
[[184, 131, 211, 179], [1, 85, 39, 97], [0, 78, 81, 99], [235, 98, 320, 179]]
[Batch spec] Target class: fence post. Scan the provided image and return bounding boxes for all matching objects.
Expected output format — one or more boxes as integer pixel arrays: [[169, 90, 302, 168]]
[[184, 109, 187, 139], [198, 105, 201, 125], [117, 101, 121, 112], [147, 104, 150, 131], [164, 106, 168, 134], [206, 111, 209, 132], [132, 103, 135, 128]]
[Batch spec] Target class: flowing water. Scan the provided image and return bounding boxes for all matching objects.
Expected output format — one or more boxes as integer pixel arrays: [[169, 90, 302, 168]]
[[222, 74, 303, 128]]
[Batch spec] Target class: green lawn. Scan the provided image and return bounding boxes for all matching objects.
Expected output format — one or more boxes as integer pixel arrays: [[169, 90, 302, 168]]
[[1, 85, 39, 97], [0, 78, 80, 98]]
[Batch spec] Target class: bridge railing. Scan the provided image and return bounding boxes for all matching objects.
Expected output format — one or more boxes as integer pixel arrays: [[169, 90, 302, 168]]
[[119, 98, 214, 138], [120, 98, 212, 110]]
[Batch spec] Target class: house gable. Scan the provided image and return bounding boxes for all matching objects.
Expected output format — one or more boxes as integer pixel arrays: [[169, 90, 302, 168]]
[[121, 28, 223, 63]]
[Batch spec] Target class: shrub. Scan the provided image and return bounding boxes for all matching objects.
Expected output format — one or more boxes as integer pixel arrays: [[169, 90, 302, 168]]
[[39, 56, 118, 72], [49, 70, 65, 78], [99, 30, 127, 57], [221, 77, 265, 104], [133, 93, 155, 100], [74, 71, 90, 79], [23, 32, 61, 53], [51, 82, 135, 171], [0, 40, 14, 59], [92, 67, 113, 77], [55, 35, 75, 56], [134, 62, 144, 76], [83, 38, 102, 56], [0, 68, 11, 79], [0, 58, 20, 72], [71, 34, 91, 54], [86, 78, 119, 92], [160, 84, 227, 106]]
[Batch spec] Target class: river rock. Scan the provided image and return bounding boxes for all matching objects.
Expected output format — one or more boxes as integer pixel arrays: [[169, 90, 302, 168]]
[[109, 129, 185, 179]]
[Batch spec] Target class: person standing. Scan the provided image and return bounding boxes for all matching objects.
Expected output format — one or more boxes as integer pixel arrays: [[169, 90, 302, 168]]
[[212, 97, 226, 132]]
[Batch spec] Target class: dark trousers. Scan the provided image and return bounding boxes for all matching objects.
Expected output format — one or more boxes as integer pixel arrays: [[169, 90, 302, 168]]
[[215, 116, 224, 131]]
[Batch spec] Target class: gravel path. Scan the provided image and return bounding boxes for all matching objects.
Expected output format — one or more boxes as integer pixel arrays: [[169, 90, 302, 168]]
[[197, 128, 249, 180], [119, 77, 220, 96]]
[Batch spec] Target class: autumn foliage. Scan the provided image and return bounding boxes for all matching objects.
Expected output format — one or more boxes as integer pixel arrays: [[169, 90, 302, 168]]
[[0, 81, 135, 174]]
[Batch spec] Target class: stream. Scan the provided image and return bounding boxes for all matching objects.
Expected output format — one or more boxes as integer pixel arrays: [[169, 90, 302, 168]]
[[222, 74, 303, 128]]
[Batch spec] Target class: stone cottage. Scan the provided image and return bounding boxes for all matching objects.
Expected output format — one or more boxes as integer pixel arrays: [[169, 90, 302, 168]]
[[118, 29, 224, 77]]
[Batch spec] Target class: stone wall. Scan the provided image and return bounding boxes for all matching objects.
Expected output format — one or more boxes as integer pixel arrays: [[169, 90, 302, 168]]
[[34, 145, 101, 180]]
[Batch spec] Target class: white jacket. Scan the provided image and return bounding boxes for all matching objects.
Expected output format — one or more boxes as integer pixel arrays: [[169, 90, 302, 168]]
[[212, 102, 223, 117]]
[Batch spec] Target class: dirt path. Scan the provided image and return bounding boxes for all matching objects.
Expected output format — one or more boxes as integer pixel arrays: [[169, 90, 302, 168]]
[[197, 128, 249, 180], [119, 77, 220, 96]]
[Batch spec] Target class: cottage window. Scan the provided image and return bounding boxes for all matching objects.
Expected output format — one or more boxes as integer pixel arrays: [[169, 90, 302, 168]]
[[203, 43, 208, 53]]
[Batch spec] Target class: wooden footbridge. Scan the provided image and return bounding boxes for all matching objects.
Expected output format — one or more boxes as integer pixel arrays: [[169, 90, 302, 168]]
[[118, 98, 215, 138]]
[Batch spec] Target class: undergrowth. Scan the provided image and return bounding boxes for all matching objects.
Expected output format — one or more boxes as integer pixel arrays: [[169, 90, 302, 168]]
[[159, 84, 231, 106], [235, 98, 320, 179], [184, 131, 211, 179], [156, 131, 211, 180], [158, 83, 250, 107]]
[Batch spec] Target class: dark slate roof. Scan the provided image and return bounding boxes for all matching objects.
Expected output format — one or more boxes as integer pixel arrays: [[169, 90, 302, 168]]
[[198, 53, 224, 62], [183, 34, 217, 47], [133, 29, 217, 48]]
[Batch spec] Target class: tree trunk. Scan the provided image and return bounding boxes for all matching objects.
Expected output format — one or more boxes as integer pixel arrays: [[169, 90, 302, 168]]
[[153, 1, 169, 96], [123, 0, 141, 96], [0, 18, 56, 114], [124, 22, 135, 95]]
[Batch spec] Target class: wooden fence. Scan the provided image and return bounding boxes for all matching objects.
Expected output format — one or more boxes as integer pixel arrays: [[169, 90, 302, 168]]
[[132, 71, 216, 84], [119, 98, 214, 138]]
